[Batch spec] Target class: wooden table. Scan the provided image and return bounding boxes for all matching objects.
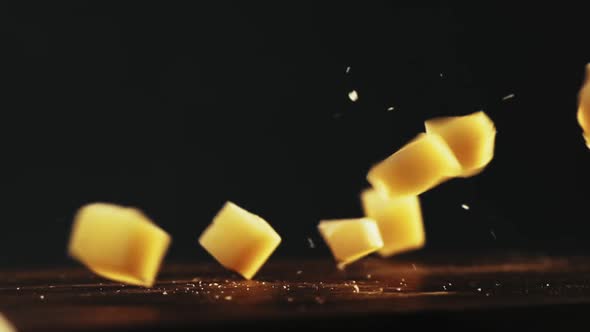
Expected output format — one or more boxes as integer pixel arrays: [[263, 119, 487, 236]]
[[2, 255, 590, 331]]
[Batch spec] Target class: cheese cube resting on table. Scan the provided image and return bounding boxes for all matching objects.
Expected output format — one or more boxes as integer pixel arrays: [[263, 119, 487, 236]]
[[0, 313, 16, 332], [425, 111, 496, 177], [68, 203, 171, 287], [577, 64, 590, 148], [318, 218, 383, 269], [361, 189, 425, 257], [367, 133, 461, 198], [199, 202, 281, 280]]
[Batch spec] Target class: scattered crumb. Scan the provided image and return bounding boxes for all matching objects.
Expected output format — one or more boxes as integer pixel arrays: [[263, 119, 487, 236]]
[[412, 264, 417, 270], [366, 274, 372, 279], [345, 66, 351, 74], [352, 285, 360, 293], [448, 282, 452, 286], [546, 283, 550, 287], [502, 93, 515, 101], [287, 297, 294, 302], [439, 73, 444, 78], [16, 288, 20, 291], [315, 296, 326, 304], [296, 270, 303, 275], [461, 204, 470, 210], [307, 237, 315, 249], [387, 106, 395, 112], [214, 295, 219, 299], [224, 296, 232, 301], [443, 285, 447, 291], [348, 90, 359, 102], [477, 288, 482, 292], [191, 277, 201, 282], [490, 229, 497, 240], [495, 282, 502, 287], [396, 287, 402, 292], [162, 291, 168, 295], [39, 295, 45, 300], [485, 293, 491, 297]]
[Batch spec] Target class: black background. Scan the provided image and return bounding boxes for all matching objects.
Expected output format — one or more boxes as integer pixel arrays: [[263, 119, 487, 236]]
[[1, 2, 589, 267]]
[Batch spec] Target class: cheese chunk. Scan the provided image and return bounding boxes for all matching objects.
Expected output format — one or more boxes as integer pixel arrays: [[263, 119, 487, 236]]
[[361, 189, 425, 257], [425, 111, 496, 177], [68, 203, 171, 287], [199, 202, 281, 280], [0, 313, 16, 332], [577, 64, 590, 148], [318, 218, 383, 269], [367, 133, 461, 198]]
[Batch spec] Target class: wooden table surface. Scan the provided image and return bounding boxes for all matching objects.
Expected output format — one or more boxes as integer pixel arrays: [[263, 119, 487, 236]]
[[2, 255, 590, 331]]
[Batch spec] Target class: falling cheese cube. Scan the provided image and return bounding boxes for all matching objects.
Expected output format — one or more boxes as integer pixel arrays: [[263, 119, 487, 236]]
[[361, 189, 425, 257], [424, 111, 496, 177], [199, 202, 281, 279], [367, 133, 461, 198], [318, 218, 383, 269], [0, 313, 16, 332], [68, 203, 171, 287], [577, 64, 590, 148]]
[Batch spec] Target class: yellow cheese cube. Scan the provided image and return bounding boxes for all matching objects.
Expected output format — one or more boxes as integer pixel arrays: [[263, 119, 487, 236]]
[[68, 203, 171, 287], [199, 202, 281, 280], [318, 218, 383, 268], [367, 133, 461, 198], [0, 313, 16, 332], [361, 189, 425, 257], [577, 64, 590, 148], [425, 111, 496, 177]]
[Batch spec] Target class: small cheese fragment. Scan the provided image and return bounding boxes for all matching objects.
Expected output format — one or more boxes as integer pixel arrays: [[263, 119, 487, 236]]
[[367, 133, 461, 198], [0, 313, 16, 332], [577, 64, 590, 148], [68, 203, 171, 287], [199, 202, 281, 279], [318, 218, 383, 268], [361, 189, 425, 257], [425, 111, 496, 177]]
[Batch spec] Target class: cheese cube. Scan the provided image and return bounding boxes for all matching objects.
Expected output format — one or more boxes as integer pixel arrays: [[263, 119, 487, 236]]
[[361, 189, 425, 257], [199, 202, 281, 280], [425, 111, 496, 177], [577, 64, 590, 148], [367, 133, 461, 198], [0, 313, 16, 332], [318, 218, 383, 269], [68, 203, 171, 287]]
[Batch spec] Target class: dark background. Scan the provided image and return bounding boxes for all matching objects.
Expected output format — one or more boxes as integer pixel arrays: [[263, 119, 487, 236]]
[[1, 2, 589, 267]]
